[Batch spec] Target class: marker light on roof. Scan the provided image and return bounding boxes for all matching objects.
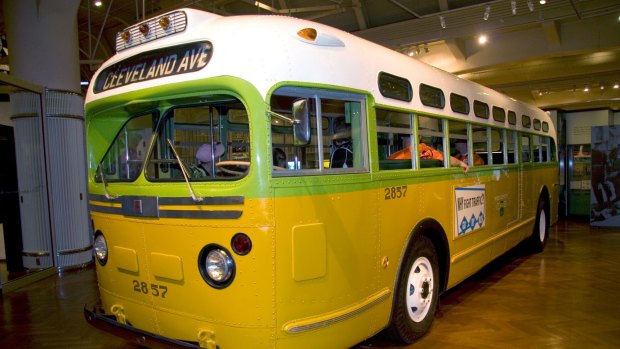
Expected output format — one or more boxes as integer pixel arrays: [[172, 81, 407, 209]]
[[139, 23, 150, 37], [159, 16, 171, 30], [115, 10, 187, 52], [120, 30, 131, 43], [297, 28, 318, 41]]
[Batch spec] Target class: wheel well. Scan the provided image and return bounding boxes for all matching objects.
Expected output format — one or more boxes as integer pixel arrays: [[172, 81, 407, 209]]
[[405, 219, 450, 294], [539, 185, 550, 217]]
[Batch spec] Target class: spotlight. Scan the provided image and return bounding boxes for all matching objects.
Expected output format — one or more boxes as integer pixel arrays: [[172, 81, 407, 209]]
[[440, 15, 446, 29], [94, 0, 102, 7], [583, 85, 589, 92], [511, 1, 517, 15], [528, 0, 534, 11], [539, 0, 546, 4], [478, 34, 488, 44], [484, 6, 491, 20], [614, 82, 619, 89]]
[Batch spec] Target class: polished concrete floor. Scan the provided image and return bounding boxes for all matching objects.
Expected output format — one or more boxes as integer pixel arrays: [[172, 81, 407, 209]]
[[1, 218, 619, 349]]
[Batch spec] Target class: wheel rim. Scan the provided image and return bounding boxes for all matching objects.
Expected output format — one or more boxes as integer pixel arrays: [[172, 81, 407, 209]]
[[405, 256, 434, 322], [538, 209, 547, 242]]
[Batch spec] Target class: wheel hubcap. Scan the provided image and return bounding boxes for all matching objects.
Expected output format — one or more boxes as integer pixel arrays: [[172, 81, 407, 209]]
[[538, 209, 546, 242], [406, 256, 434, 322]]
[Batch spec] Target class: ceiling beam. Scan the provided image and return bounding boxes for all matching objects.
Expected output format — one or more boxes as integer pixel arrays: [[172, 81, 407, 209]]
[[352, 0, 367, 30]]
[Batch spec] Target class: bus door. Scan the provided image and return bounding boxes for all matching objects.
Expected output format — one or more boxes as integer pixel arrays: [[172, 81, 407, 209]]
[[269, 87, 385, 340]]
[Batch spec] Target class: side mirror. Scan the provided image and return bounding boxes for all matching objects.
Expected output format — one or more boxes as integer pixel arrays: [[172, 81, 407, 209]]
[[292, 99, 311, 145]]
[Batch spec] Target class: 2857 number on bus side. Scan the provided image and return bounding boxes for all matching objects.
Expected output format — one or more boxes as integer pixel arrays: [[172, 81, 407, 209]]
[[384, 186, 408, 200]]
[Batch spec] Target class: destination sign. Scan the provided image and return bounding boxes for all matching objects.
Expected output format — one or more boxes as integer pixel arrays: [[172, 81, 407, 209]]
[[94, 41, 212, 93]]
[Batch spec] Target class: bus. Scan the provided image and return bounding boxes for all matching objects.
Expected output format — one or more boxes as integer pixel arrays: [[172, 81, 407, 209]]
[[84, 8, 558, 349]]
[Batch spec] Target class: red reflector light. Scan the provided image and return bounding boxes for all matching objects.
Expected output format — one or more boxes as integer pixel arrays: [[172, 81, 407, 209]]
[[231, 233, 252, 255]]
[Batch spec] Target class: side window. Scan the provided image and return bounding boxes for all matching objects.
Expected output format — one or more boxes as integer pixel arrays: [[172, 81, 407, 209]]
[[472, 125, 489, 165], [419, 84, 445, 109], [507, 130, 518, 164], [376, 108, 414, 170], [450, 93, 469, 115], [521, 134, 531, 163], [418, 115, 445, 169], [270, 88, 367, 175], [492, 106, 506, 123], [490, 127, 505, 164], [473, 100, 489, 119]]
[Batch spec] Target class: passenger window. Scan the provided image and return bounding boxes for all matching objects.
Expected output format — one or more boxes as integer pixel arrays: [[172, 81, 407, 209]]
[[472, 125, 489, 165], [417, 115, 445, 169], [270, 88, 367, 175], [449, 120, 473, 167], [490, 128, 505, 164], [508, 111, 517, 125], [532, 135, 549, 162], [521, 134, 531, 162], [376, 108, 414, 170], [507, 130, 517, 164]]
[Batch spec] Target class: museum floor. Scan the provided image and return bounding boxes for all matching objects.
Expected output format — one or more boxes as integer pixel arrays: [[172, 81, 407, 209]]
[[1, 218, 619, 349]]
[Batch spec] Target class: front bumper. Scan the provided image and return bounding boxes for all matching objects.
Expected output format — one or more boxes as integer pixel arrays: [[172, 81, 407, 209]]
[[84, 306, 201, 349]]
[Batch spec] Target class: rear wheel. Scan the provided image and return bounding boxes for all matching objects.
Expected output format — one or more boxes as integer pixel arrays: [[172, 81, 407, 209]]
[[387, 235, 439, 343], [528, 197, 549, 253]]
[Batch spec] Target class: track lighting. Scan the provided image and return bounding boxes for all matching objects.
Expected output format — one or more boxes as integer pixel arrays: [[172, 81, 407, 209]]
[[528, 0, 535, 11], [484, 6, 491, 20], [511, 1, 517, 15], [440, 15, 446, 29]]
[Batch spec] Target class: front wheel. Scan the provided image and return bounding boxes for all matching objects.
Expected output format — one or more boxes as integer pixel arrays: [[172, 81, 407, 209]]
[[387, 235, 439, 343], [528, 197, 549, 253]]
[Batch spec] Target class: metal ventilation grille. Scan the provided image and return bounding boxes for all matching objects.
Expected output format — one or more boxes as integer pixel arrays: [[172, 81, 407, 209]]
[[116, 11, 187, 52]]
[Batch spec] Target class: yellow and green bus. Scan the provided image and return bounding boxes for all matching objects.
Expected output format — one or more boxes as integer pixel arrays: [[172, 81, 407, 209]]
[[84, 8, 558, 349]]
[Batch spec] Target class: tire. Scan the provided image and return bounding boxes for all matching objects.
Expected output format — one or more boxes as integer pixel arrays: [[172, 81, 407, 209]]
[[386, 235, 439, 343], [528, 197, 549, 253]]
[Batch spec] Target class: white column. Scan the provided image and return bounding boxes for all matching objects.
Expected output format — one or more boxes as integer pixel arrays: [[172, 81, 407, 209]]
[[6, 0, 91, 270]]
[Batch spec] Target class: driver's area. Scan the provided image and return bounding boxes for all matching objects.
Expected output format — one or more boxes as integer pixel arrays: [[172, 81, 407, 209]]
[[145, 96, 250, 181]]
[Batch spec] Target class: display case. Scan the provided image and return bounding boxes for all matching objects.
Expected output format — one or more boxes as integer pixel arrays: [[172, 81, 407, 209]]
[[568, 144, 591, 216]]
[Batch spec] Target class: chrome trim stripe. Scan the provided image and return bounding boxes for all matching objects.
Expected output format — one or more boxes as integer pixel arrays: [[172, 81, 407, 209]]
[[88, 194, 244, 219], [89, 194, 244, 205], [159, 196, 244, 205], [22, 250, 50, 257], [283, 288, 391, 334], [159, 210, 242, 219], [89, 204, 123, 215], [58, 245, 94, 255]]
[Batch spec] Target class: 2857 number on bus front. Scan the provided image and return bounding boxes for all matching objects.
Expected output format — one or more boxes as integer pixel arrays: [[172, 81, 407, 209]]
[[133, 280, 168, 298]]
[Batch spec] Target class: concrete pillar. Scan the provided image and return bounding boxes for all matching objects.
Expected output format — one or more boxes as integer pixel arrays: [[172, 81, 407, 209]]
[[5, 0, 91, 270]]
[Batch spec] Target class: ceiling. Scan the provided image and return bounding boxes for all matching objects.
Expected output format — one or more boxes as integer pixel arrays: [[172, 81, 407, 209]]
[[2, 0, 620, 111]]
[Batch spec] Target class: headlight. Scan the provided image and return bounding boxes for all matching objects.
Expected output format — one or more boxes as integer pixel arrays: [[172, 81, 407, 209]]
[[198, 245, 235, 288], [93, 232, 108, 266]]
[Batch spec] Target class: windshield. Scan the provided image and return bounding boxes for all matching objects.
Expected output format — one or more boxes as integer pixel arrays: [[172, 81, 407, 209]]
[[96, 95, 250, 182]]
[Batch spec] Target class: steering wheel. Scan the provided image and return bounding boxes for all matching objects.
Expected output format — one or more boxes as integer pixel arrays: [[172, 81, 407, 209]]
[[216, 161, 250, 175]]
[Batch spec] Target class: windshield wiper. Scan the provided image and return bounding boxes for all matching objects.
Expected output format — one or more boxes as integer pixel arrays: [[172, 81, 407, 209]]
[[98, 164, 118, 200], [167, 138, 203, 203]]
